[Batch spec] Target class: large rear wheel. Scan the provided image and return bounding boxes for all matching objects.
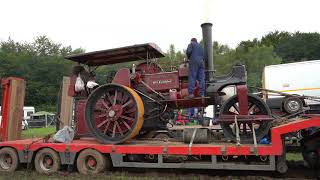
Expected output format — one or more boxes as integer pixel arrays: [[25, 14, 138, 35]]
[[85, 84, 144, 144], [219, 94, 272, 143]]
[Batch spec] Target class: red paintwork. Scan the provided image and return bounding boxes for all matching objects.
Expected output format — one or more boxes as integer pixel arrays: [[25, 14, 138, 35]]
[[1, 79, 10, 141], [0, 77, 25, 142], [143, 72, 179, 92], [68, 75, 77, 97], [112, 68, 131, 87], [74, 99, 91, 137], [236, 85, 248, 115], [3, 116, 319, 156], [136, 62, 162, 74]]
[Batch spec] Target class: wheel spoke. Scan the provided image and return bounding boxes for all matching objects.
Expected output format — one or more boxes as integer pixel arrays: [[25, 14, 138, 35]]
[[97, 113, 108, 118], [103, 121, 111, 134], [106, 92, 113, 104], [248, 104, 256, 114], [231, 104, 240, 114], [94, 107, 107, 112], [121, 95, 129, 104], [122, 120, 132, 131], [101, 100, 110, 109], [117, 92, 123, 103], [126, 107, 136, 113], [115, 121, 123, 136], [122, 100, 133, 108], [112, 123, 117, 137], [113, 90, 118, 105], [121, 115, 135, 121], [97, 118, 111, 128]]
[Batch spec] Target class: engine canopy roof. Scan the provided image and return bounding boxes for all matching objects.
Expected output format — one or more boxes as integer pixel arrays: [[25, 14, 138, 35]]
[[65, 43, 165, 66]]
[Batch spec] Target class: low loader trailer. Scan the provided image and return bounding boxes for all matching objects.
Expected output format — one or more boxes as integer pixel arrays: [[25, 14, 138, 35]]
[[0, 86, 319, 175]]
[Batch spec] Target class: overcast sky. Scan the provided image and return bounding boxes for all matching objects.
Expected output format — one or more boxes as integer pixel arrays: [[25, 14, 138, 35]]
[[1, 0, 320, 52]]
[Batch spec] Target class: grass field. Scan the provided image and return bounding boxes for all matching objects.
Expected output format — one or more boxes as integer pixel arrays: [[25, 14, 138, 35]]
[[21, 127, 56, 139], [287, 152, 303, 161]]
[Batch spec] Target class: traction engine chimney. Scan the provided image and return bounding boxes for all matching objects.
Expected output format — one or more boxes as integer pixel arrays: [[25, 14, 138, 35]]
[[201, 23, 214, 81]]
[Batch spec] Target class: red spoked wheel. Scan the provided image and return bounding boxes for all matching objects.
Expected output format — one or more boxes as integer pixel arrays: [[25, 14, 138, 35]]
[[85, 84, 144, 144], [219, 94, 272, 143]]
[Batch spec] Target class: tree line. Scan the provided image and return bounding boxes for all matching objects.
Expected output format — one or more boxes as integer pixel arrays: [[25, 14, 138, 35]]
[[0, 31, 320, 112]]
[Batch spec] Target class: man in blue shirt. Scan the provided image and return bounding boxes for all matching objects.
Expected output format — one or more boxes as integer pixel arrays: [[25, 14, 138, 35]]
[[186, 38, 205, 98]]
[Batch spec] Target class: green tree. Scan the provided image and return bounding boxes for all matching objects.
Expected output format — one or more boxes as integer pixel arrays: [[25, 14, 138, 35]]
[[214, 43, 282, 87], [275, 32, 320, 63], [260, 31, 291, 47], [0, 36, 83, 111]]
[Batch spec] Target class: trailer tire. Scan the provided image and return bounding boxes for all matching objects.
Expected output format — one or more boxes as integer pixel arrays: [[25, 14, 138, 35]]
[[276, 161, 288, 174], [77, 149, 108, 175], [0, 147, 19, 172], [34, 148, 61, 174]]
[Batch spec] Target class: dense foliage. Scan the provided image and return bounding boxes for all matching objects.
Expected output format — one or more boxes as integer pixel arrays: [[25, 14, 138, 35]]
[[0, 36, 84, 111], [0, 31, 319, 112]]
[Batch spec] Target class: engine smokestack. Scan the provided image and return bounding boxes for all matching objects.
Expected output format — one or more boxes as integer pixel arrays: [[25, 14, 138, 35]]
[[201, 23, 214, 81]]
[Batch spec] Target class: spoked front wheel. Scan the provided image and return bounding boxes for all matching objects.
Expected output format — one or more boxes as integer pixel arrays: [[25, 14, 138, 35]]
[[85, 84, 144, 144], [219, 94, 272, 144]]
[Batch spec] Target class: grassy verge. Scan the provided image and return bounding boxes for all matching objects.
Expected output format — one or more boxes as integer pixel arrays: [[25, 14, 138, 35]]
[[0, 171, 155, 180], [286, 152, 303, 161], [21, 127, 56, 139]]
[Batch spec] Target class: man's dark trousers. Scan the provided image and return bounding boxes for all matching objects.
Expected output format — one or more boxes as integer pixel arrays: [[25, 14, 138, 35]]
[[188, 60, 205, 96]]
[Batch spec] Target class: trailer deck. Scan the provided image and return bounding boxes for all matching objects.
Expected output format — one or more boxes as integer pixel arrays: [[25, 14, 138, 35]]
[[0, 115, 318, 174], [3, 116, 319, 155]]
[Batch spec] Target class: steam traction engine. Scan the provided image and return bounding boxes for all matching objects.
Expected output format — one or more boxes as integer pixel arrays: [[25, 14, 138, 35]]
[[66, 23, 272, 144]]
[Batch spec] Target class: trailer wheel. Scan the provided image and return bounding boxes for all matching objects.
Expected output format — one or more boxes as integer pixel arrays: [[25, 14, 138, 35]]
[[77, 149, 108, 175], [276, 161, 288, 174], [0, 147, 19, 172], [303, 150, 319, 169], [34, 148, 61, 174]]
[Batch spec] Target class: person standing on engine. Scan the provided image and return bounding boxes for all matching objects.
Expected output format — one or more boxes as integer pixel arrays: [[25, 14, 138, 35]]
[[186, 38, 205, 98]]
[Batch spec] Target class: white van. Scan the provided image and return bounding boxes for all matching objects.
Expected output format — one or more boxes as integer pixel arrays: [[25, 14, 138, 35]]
[[0, 106, 35, 130], [23, 106, 35, 121], [263, 60, 320, 113]]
